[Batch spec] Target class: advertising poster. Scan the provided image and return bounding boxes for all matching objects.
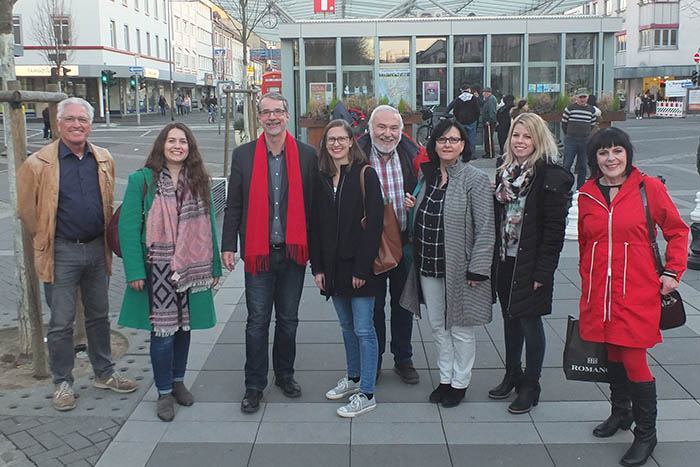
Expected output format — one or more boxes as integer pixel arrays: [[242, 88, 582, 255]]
[[378, 69, 410, 106], [309, 83, 333, 105], [422, 81, 440, 106]]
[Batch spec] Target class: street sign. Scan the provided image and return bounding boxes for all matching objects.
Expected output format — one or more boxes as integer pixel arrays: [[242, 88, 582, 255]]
[[247, 66, 255, 76], [214, 48, 226, 56], [129, 66, 144, 73], [694, 53, 700, 63]]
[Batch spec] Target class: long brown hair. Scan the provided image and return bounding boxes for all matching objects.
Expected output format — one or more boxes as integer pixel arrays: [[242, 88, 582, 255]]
[[318, 119, 367, 177], [144, 122, 211, 207]]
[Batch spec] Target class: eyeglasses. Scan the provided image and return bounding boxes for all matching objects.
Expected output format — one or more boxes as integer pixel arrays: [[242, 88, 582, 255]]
[[436, 137, 462, 145], [326, 136, 350, 145], [258, 109, 286, 117]]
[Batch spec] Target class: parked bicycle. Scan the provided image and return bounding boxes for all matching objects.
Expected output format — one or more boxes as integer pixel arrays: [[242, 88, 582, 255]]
[[416, 105, 445, 146]]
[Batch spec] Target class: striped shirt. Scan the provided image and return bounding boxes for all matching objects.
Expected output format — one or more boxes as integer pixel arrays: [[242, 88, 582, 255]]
[[415, 172, 446, 277], [561, 103, 596, 137], [370, 145, 407, 232]]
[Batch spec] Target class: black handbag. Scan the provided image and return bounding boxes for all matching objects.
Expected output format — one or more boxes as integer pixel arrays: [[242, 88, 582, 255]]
[[639, 181, 686, 330], [563, 315, 609, 383]]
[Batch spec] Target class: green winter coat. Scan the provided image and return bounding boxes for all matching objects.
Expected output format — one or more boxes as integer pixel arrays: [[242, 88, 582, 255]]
[[117, 168, 222, 331]]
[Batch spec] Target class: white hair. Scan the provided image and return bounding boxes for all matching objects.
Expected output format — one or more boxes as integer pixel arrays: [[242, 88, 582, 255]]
[[57, 97, 94, 123], [368, 105, 404, 133]]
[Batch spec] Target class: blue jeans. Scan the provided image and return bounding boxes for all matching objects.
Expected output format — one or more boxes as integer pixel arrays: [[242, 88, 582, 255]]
[[563, 135, 589, 190], [373, 253, 414, 366], [44, 237, 114, 385], [332, 296, 378, 394], [464, 121, 477, 158], [150, 329, 190, 394], [244, 248, 305, 391], [497, 257, 546, 381]]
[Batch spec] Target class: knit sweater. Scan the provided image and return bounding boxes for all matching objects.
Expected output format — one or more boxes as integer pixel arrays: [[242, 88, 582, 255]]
[[561, 103, 596, 137]]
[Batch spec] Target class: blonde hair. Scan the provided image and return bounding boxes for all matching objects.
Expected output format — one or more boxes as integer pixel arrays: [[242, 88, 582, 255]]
[[498, 113, 558, 172]]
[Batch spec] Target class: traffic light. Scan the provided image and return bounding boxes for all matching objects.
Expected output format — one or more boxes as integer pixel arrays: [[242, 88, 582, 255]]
[[693, 71, 699, 86], [101, 70, 109, 84], [101, 70, 116, 87], [139, 79, 146, 90], [129, 75, 137, 89]]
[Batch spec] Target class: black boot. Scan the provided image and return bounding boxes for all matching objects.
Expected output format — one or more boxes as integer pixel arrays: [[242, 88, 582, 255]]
[[620, 380, 657, 467], [441, 386, 467, 408], [594, 362, 633, 438], [508, 377, 540, 414], [488, 367, 523, 400]]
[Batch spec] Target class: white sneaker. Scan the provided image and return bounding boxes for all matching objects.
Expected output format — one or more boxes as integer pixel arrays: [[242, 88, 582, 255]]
[[337, 393, 376, 418], [325, 376, 361, 400]]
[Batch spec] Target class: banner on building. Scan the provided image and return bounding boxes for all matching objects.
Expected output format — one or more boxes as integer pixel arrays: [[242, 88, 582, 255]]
[[314, 0, 335, 13]]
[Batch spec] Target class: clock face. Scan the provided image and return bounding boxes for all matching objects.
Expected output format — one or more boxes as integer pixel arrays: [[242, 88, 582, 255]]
[[262, 13, 278, 29]]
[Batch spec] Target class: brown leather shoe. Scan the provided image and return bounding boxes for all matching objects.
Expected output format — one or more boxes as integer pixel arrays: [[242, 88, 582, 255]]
[[53, 382, 76, 411]]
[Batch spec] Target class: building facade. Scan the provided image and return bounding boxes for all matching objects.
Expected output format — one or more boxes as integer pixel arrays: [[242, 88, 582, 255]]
[[565, 0, 700, 111], [12, 0, 195, 117], [279, 15, 622, 136]]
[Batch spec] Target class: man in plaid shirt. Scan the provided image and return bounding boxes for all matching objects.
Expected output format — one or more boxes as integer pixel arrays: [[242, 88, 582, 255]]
[[357, 105, 422, 384]]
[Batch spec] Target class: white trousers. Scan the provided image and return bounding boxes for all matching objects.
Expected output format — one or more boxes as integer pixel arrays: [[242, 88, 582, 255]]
[[420, 275, 476, 389]]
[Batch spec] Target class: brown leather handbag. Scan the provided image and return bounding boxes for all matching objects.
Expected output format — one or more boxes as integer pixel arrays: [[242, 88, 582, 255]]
[[107, 175, 147, 258], [360, 165, 403, 275]]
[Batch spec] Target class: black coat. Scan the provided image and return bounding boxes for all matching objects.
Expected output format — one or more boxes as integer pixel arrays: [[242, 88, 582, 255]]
[[221, 138, 318, 256], [309, 163, 384, 297], [493, 161, 573, 319]]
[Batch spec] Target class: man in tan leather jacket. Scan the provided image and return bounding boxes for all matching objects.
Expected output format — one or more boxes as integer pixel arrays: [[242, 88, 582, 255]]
[[17, 97, 136, 411]]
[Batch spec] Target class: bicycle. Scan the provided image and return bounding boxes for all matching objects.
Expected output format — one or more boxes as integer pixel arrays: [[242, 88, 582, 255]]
[[416, 105, 446, 146]]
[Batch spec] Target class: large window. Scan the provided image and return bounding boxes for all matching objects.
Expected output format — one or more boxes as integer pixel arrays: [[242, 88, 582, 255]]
[[379, 38, 410, 105], [53, 17, 71, 45], [12, 16, 21, 45], [528, 34, 560, 98], [305, 38, 336, 106], [454, 36, 484, 97], [123, 25, 130, 51], [305, 38, 335, 66], [640, 28, 677, 49], [491, 35, 521, 98], [109, 20, 116, 48], [416, 37, 446, 108], [565, 34, 595, 96], [341, 38, 374, 98], [379, 38, 409, 64], [341, 37, 373, 65], [616, 34, 626, 52]]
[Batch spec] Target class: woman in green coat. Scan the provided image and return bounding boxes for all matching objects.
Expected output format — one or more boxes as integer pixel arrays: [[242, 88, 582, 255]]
[[118, 122, 222, 422]]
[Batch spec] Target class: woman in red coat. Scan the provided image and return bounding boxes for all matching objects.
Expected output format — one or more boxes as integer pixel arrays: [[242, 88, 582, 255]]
[[578, 128, 689, 467]]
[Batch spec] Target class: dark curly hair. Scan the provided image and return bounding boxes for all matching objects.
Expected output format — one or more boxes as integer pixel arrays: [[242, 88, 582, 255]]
[[144, 122, 211, 208], [426, 118, 472, 165]]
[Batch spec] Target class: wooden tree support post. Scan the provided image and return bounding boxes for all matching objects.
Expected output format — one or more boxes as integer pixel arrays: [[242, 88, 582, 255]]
[[0, 81, 67, 378], [223, 87, 233, 178]]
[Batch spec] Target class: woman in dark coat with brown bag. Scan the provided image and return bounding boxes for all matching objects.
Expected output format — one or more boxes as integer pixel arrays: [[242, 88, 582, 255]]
[[309, 119, 384, 418], [489, 113, 573, 414]]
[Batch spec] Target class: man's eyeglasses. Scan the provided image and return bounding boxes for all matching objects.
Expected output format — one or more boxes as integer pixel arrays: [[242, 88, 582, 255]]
[[436, 137, 462, 145], [258, 109, 286, 117], [326, 136, 350, 145], [62, 116, 91, 124]]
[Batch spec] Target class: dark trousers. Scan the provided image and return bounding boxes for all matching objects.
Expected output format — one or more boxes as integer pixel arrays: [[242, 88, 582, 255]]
[[497, 127, 509, 155], [44, 237, 114, 385], [243, 247, 305, 391], [563, 135, 589, 190], [497, 257, 546, 381], [43, 122, 51, 139], [150, 329, 190, 394], [373, 252, 414, 366]]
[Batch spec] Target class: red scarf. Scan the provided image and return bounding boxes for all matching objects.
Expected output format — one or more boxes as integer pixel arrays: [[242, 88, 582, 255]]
[[244, 131, 308, 275]]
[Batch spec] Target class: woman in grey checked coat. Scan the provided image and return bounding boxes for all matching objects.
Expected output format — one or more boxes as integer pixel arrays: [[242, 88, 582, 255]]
[[400, 119, 495, 408]]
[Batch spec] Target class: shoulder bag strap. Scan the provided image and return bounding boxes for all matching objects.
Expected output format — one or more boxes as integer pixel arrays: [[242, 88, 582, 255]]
[[639, 180, 664, 274], [359, 165, 368, 219]]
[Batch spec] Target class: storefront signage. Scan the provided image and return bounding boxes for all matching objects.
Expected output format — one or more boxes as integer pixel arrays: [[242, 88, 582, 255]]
[[309, 82, 333, 105], [143, 68, 160, 79], [15, 65, 79, 77], [688, 89, 700, 111], [528, 83, 561, 93]]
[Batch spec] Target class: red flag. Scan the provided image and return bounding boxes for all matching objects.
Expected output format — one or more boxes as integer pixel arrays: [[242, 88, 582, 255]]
[[314, 0, 335, 13]]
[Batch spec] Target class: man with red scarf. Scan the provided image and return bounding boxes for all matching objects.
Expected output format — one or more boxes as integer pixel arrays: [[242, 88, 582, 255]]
[[222, 92, 318, 413]]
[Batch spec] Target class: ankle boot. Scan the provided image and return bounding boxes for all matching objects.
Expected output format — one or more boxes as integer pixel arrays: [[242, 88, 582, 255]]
[[172, 381, 195, 406], [620, 380, 657, 467], [508, 377, 540, 414], [441, 386, 467, 408], [429, 383, 452, 404], [488, 367, 523, 399], [594, 362, 633, 438]]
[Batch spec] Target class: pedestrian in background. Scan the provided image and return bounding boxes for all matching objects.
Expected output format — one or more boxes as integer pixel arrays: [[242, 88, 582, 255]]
[[221, 92, 318, 413], [17, 97, 137, 412], [118, 122, 221, 422], [184, 94, 192, 114], [634, 94, 643, 120], [496, 94, 515, 156], [42, 106, 52, 139], [562, 88, 597, 190], [176, 93, 183, 115], [578, 128, 688, 466], [480, 87, 498, 159], [310, 119, 383, 418], [446, 83, 481, 157], [402, 119, 494, 408], [159, 95, 167, 116], [490, 113, 573, 414], [357, 105, 421, 385], [510, 99, 529, 121]]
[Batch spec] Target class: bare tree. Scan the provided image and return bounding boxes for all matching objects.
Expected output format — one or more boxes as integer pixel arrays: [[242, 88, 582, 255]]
[[0, 0, 18, 89], [219, 0, 269, 86], [31, 0, 76, 90]]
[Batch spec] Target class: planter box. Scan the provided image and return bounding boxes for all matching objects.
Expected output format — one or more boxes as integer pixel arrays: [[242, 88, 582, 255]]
[[401, 112, 422, 139], [299, 117, 329, 149]]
